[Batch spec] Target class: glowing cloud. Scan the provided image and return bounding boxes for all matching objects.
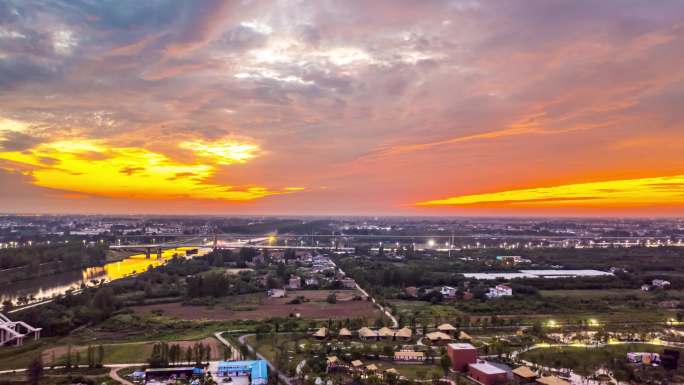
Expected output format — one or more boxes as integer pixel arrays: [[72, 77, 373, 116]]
[[179, 139, 260, 165], [0, 139, 298, 201], [416, 175, 684, 208]]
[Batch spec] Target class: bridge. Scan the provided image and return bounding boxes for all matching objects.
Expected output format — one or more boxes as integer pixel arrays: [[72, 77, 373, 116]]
[[109, 236, 354, 258], [0, 313, 41, 346]]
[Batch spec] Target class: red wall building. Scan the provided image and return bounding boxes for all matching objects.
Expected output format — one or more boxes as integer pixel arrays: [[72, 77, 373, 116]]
[[447, 343, 478, 372], [468, 363, 507, 385]]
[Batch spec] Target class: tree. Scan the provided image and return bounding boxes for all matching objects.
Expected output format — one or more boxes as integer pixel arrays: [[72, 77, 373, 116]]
[[97, 345, 105, 368], [326, 293, 337, 304], [440, 349, 452, 376], [27, 356, 43, 385], [92, 287, 116, 315], [65, 345, 72, 369], [87, 345, 94, 368], [185, 346, 193, 364]]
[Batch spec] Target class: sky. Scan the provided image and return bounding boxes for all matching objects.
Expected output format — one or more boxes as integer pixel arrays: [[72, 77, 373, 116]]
[[1, 0, 684, 216]]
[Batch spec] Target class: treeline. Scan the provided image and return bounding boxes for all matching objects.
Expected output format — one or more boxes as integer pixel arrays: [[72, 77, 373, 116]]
[[186, 270, 260, 298], [52, 344, 105, 369], [0, 243, 107, 270], [147, 341, 215, 368], [337, 258, 456, 288], [12, 285, 119, 336]]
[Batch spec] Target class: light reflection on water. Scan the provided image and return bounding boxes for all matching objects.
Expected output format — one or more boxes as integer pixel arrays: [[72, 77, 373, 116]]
[[1, 247, 206, 305]]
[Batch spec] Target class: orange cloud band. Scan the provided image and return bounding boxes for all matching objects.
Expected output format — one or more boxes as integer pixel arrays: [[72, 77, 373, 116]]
[[0, 139, 303, 201], [416, 174, 684, 208]]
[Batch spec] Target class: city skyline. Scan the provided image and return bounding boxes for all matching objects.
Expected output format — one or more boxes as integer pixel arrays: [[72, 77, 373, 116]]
[[1, 1, 684, 216]]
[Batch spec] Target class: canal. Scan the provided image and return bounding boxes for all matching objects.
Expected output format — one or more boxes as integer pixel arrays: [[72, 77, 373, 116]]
[[0, 247, 210, 306]]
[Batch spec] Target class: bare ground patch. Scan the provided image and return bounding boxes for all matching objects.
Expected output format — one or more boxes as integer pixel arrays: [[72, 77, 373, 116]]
[[130, 291, 379, 321]]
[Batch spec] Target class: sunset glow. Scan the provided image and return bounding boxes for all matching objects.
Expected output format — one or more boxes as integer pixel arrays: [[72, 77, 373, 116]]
[[1, 1, 683, 215], [416, 175, 684, 209], [0, 139, 295, 201]]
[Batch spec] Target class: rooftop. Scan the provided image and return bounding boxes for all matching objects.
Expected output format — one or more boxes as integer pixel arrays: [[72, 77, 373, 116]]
[[469, 362, 506, 375]]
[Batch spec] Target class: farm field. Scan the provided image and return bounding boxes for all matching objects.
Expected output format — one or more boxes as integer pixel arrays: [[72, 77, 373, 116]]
[[131, 290, 380, 321]]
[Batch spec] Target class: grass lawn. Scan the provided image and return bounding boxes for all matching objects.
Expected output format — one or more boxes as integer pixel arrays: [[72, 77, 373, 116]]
[[102, 343, 154, 364], [390, 300, 465, 320], [539, 289, 647, 298], [0, 339, 53, 370], [520, 343, 684, 377]]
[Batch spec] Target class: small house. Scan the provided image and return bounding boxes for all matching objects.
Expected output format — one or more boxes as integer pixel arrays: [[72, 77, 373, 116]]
[[358, 327, 378, 341], [437, 323, 457, 335], [395, 327, 412, 341], [313, 327, 328, 339], [338, 328, 352, 339], [378, 327, 394, 340]]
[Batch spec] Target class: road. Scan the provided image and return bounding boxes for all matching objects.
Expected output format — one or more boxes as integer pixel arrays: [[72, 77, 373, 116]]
[[109, 367, 136, 385], [236, 333, 294, 385], [334, 263, 398, 328]]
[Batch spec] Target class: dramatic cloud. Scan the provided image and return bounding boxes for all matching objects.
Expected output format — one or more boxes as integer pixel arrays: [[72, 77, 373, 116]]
[[416, 175, 684, 208], [0, 0, 683, 214], [0, 138, 299, 201]]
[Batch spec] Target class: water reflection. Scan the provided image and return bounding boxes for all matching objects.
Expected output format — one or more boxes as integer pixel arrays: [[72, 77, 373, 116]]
[[1, 247, 207, 306]]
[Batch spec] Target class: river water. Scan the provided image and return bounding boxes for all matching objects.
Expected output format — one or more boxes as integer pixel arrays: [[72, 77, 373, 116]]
[[0, 247, 210, 306]]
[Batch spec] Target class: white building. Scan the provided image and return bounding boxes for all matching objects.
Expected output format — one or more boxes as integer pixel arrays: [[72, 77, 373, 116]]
[[268, 289, 287, 298], [441, 286, 457, 298], [652, 279, 671, 288], [486, 284, 513, 299]]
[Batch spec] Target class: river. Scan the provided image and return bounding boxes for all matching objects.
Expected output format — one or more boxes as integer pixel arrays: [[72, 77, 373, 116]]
[[0, 247, 211, 306]]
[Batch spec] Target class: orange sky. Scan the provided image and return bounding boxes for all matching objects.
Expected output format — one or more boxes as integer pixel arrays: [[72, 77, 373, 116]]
[[1, 1, 684, 216]]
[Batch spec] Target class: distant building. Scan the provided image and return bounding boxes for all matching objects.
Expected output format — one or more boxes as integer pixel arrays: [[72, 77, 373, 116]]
[[425, 331, 452, 345], [404, 286, 419, 298], [395, 327, 413, 341], [305, 277, 320, 287], [394, 350, 425, 363], [441, 286, 457, 298], [378, 327, 394, 340], [338, 328, 352, 339], [437, 323, 457, 335], [268, 289, 287, 298], [312, 327, 328, 339], [652, 279, 671, 288], [358, 327, 377, 341], [496, 255, 530, 265], [289, 276, 302, 289], [340, 277, 356, 289], [512, 366, 537, 382], [486, 284, 513, 299]]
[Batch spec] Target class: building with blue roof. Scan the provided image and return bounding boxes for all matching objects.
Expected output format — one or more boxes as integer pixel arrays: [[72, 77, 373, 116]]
[[217, 360, 268, 385]]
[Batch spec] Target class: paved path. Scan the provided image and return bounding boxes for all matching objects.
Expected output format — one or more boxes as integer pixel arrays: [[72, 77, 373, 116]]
[[109, 366, 136, 385], [214, 331, 244, 360], [335, 263, 398, 328], [237, 333, 294, 385]]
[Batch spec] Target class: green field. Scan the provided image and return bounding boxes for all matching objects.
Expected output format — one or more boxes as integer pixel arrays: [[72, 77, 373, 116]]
[[520, 343, 684, 381], [539, 289, 647, 298], [390, 300, 465, 321]]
